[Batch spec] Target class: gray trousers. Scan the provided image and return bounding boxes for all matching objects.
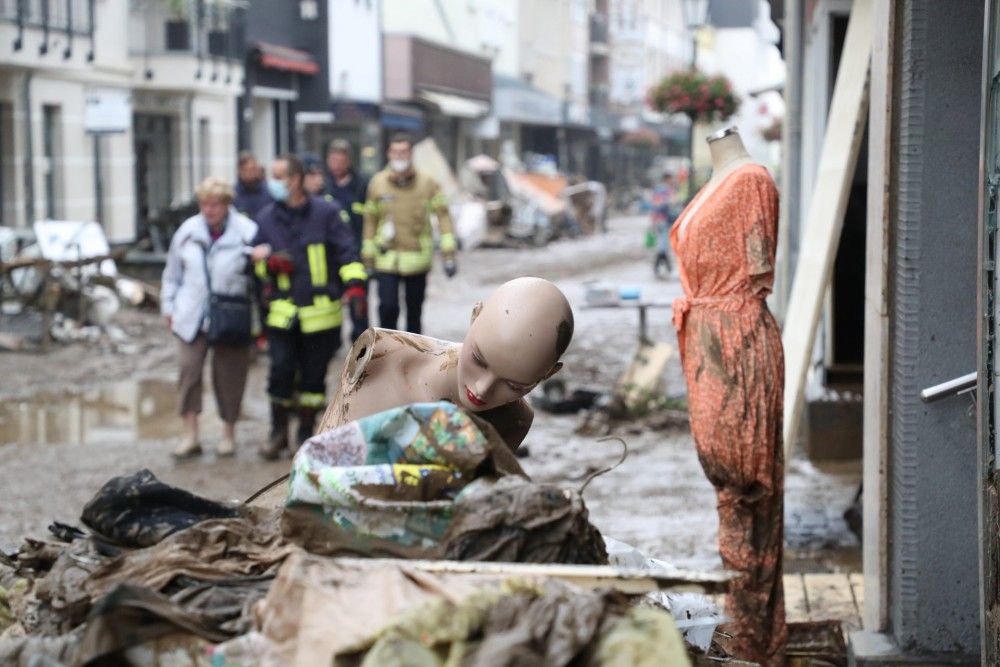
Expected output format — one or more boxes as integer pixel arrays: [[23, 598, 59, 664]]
[[177, 334, 250, 424]]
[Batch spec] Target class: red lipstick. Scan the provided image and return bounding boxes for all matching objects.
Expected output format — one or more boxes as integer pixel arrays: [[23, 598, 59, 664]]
[[465, 386, 487, 407]]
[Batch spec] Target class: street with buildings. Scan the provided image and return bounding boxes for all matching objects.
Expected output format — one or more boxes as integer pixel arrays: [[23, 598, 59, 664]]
[[1, 0, 999, 665]]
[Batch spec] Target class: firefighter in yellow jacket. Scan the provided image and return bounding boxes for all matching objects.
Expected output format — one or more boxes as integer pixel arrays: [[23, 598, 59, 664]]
[[362, 133, 457, 334]]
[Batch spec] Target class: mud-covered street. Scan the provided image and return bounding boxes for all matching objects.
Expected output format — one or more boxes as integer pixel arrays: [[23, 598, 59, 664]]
[[0, 215, 860, 574]]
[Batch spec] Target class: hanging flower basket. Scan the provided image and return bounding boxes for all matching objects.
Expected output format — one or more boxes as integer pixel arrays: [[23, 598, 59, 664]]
[[648, 70, 741, 124], [762, 117, 783, 143]]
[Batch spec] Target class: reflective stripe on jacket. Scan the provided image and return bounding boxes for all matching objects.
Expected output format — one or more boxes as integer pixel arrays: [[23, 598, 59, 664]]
[[362, 168, 456, 276], [252, 195, 367, 333]]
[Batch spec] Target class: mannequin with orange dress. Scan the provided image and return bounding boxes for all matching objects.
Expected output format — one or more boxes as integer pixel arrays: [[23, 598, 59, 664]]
[[671, 126, 787, 665]]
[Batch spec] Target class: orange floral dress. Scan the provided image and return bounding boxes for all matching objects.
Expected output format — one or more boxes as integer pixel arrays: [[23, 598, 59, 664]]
[[670, 164, 787, 665]]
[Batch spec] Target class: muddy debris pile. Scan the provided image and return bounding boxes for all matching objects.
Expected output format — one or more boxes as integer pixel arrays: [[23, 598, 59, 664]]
[[0, 222, 158, 353], [0, 402, 742, 665], [532, 378, 689, 439]]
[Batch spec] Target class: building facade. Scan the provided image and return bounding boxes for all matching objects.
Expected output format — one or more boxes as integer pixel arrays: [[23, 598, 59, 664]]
[[0, 0, 243, 244], [775, 0, 993, 662]]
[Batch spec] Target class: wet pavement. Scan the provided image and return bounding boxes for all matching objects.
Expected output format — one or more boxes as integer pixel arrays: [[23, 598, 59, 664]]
[[0, 214, 861, 574]]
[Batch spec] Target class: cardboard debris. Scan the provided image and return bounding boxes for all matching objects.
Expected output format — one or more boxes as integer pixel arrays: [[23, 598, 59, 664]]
[[615, 342, 675, 415]]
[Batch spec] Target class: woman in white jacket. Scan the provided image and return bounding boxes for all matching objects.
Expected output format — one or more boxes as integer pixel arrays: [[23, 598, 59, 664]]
[[161, 177, 258, 459]]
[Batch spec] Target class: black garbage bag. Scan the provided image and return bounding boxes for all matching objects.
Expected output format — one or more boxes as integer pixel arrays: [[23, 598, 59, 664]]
[[81, 469, 237, 548]]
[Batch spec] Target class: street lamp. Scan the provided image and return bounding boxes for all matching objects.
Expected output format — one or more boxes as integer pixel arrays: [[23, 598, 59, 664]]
[[681, 0, 709, 202], [682, 0, 710, 64]]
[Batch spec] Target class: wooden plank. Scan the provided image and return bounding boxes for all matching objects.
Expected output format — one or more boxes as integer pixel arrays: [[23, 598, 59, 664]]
[[803, 573, 862, 629], [862, 0, 896, 632], [783, 572, 810, 623], [340, 558, 733, 595], [0, 248, 126, 276], [615, 341, 674, 412], [782, 0, 874, 458], [849, 572, 865, 619]]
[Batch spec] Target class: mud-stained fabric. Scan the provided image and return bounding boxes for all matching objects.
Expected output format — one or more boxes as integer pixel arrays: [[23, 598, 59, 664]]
[[283, 402, 526, 557], [81, 468, 238, 548], [441, 477, 609, 565], [670, 163, 786, 665], [84, 508, 293, 596], [258, 553, 497, 665], [0, 630, 79, 667], [75, 583, 233, 663], [341, 580, 691, 667]]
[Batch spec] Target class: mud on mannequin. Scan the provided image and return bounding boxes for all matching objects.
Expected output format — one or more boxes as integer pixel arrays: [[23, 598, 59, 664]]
[[316, 277, 574, 448]]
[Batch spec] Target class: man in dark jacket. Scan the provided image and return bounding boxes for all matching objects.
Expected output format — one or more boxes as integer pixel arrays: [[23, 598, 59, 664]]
[[323, 139, 370, 341], [234, 151, 273, 221], [251, 154, 367, 458]]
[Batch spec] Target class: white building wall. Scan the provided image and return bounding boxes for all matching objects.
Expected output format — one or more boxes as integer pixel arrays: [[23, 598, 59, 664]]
[[566, 0, 589, 124], [609, 0, 690, 114], [690, 1, 784, 171], [518, 0, 575, 100], [329, 0, 382, 101], [0, 0, 242, 242], [381, 0, 515, 70], [0, 0, 137, 240]]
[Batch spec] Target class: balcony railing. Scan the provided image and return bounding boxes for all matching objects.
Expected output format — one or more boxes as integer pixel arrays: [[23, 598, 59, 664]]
[[129, 0, 245, 60], [589, 84, 610, 108], [589, 13, 608, 44], [0, 0, 94, 36]]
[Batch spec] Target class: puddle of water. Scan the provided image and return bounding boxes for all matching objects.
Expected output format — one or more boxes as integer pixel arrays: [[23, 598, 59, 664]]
[[0, 379, 181, 446]]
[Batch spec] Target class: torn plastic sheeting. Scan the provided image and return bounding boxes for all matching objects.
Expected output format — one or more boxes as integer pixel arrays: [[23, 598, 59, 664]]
[[412, 138, 462, 202], [33, 220, 118, 278], [604, 537, 728, 653], [503, 170, 567, 216]]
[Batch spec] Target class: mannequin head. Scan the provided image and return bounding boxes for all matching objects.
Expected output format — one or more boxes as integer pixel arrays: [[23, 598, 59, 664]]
[[456, 277, 573, 412], [705, 125, 751, 171]]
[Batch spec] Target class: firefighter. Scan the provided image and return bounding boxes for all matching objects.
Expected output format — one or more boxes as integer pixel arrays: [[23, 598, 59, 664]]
[[251, 154, 368, 459], [324, 139, 370, 342], [363, 132, 456, 335]]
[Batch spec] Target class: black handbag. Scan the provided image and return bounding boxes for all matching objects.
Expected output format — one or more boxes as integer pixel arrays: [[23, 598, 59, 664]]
[[201, 243, 253, 346]]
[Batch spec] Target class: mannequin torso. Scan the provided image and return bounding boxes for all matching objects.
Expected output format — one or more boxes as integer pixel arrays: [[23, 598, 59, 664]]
[[317, 328, 534, 448], [676, 128, 756, 239]]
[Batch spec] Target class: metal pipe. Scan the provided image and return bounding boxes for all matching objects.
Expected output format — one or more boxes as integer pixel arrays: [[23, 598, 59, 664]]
[[40, 0, 49, 55], [920, 372, 977, 403], [776, 0, 804, 319], [63, 0, 72, 59], [86, 0, 94, 61], [187, 94, 195, 196], [15, 0, 25, 51], [93, 134, 103, 224], [23, 72, 35, 226]]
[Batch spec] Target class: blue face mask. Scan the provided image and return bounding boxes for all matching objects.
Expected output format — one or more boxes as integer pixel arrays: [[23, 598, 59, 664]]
[[267, 178, 289, 203]]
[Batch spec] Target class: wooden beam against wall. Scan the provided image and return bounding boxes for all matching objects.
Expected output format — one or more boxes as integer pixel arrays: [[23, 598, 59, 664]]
[[862, 0, 895, 633], [782, 0, 874, 460]]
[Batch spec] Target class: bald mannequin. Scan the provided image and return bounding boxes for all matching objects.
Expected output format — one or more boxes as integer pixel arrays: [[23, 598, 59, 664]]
[[316, 277, 573, 448]]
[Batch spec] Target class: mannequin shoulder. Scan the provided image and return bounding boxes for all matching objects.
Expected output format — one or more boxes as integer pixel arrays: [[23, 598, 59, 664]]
[[342, 328, 453, 386]]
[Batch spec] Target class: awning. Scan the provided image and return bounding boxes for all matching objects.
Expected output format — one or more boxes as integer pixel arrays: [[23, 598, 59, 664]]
[[381, 102, 425, 131], [254, 42, 319, 75], [419, 90, 490, 119], [493, 75, 563, 127]]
